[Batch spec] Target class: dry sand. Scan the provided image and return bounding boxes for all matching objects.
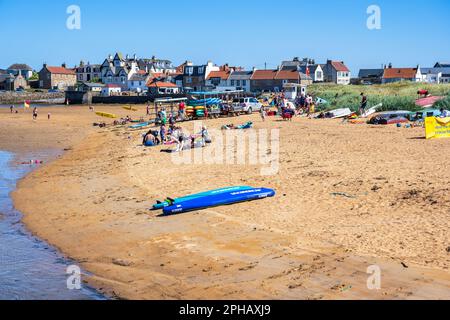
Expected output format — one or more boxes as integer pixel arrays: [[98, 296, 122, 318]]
[[1, 104, 449, 299]]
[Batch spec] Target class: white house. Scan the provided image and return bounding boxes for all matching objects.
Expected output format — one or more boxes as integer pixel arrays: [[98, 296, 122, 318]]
[[127, 72, 150, 93], [101, 53, 139, 90], [420, 67, 450, 84], [76, 62, 102, 82], [322, 60, 351, 85], [101, 84, 122, 96]]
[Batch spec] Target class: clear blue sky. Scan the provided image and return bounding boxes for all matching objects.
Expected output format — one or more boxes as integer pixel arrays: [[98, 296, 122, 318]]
[[0, 0, 449, 75]]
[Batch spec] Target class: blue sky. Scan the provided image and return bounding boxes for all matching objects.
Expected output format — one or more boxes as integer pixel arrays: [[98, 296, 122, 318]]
[[0, 0, 449, 74]]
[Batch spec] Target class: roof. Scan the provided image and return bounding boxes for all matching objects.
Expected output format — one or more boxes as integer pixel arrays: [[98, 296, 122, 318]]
[[8, 63, 32, 71], [383, 68, 418, 79], [228, 71, 253, 80], [434, 62, 450, 68], [330, 61, 350, 72], [207, 70, 230, 80], [358, 69, 384, 78], [251, 69, 278, 80], [299, 65, 320, 75], [46, 66, 76, 75], [147, 81, 177, 88], [421, 67, 450, 75], [129, 73, 149, 81], [274, 69, 300, 80]]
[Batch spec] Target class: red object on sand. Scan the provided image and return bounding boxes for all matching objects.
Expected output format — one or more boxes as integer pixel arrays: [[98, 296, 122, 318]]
[[416, 96, 444, 108]]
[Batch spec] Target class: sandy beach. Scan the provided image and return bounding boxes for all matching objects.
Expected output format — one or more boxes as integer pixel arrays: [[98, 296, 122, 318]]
[[1, 104, 449, 300]]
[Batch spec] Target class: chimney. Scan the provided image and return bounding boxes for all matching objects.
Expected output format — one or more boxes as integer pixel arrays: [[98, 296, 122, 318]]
[[388, 63, 392, 68], [134, 54, 137, 60], [62, 63, 67, 68], [43, 63, 47, 69], [252, 67, 257, 72], [109, 54, 113, 60]]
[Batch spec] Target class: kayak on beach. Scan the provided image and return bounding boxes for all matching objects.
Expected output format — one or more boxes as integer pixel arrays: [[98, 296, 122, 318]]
[[152, 186, 254, 210], [162, 187, 276, 215], [95, 111, 117, 119], [123, 105, 138, 112]]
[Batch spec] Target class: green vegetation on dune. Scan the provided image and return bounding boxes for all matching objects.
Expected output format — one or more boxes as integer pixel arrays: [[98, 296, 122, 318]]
[[309, 82, 450, 112]]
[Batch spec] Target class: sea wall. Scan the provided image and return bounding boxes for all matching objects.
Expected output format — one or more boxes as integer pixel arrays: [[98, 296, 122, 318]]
[[0, 91, 65, 104], [65, 91, 186, 105]]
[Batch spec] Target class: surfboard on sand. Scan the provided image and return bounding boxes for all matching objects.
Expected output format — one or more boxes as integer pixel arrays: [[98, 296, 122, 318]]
[[152, 186, 254, 210], [96, 111, 117, 119], [330, 108, 353, 119], [162, 187, 276, 215], [362, 103, 382, 118]]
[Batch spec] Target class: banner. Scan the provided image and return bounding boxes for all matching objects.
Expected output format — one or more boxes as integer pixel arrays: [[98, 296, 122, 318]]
[[425, 117, 450, 139]]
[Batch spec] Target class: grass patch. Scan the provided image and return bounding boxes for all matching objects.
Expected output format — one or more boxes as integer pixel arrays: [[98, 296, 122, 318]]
[[309, 82, 450, 112]]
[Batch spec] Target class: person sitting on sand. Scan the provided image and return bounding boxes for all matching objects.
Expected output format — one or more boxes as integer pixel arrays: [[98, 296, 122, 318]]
[[439, 108, 450, 118], [143, 130, 158, 146]]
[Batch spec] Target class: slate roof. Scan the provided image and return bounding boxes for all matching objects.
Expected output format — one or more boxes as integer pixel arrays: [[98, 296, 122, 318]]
[[358, 69, 384, 78]]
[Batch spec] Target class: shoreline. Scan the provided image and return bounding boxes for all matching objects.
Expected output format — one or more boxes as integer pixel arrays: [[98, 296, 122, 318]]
[[0, 149, 105, 300], [3, 105, 450, 299]]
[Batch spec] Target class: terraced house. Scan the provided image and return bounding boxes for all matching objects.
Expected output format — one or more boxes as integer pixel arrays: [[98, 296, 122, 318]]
[[100, 53, 139, 89]]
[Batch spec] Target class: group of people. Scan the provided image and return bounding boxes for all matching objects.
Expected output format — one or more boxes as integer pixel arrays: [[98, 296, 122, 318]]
[[143, 124, 210, 152]]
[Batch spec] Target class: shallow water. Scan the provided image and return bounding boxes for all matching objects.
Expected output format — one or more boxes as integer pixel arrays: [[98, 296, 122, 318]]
[[0, 150, 104, 300]]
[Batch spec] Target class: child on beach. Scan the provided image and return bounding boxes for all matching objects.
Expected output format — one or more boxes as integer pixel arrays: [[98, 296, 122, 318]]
[[48, 113, 51, 120], [160, 124, 166, 143], [10, 105, 13, 113], [260, 106, 267, 122], [32, 107, 38, 120]]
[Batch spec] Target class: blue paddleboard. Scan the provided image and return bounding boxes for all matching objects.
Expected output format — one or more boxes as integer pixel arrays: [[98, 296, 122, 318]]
[[163, 188, 276, 215], [152, 186, 254, 210]]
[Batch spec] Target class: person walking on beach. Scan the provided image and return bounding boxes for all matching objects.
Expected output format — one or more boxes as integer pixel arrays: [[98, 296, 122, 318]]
[[48, 112, 51, 120], [260, 106, 267, 122], [32, 107, 38, 120], [146, 103, 150, 116], [360, 93, 368, 116], [10, 105, 14, 113], [160, 124, 166, 143], [178, 101, 186, 120]]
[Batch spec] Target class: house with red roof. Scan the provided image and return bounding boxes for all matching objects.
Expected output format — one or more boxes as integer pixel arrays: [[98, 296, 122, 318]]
[[146, 80, 179, 94], [322, 60, 351, 85], [382, 65, 422, 84], [38, 63, 77, 89]]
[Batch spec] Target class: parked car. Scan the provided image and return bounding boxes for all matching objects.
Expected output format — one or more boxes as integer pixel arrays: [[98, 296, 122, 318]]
[[15, 88, 25, 92], [48, 89, 59, 93], [232, 97, 262, 114]]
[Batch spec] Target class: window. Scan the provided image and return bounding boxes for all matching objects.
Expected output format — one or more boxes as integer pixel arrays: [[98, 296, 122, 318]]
[[242, 80, 246, 86], [236, 80, 241, 86], [198, 67, 204, 74], [317, 71, 322, 78], [187, 77, 192, 83], [231, 80, 235, 86]]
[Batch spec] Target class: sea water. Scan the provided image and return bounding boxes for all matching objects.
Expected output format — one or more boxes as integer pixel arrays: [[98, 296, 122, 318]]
[[0, 150, 104, 300]]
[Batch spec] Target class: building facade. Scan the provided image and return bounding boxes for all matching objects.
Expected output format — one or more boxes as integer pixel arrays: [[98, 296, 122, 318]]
[[322, 60, 351, 85], [38, 64, 77, 89], [76, 62, 102, 82]]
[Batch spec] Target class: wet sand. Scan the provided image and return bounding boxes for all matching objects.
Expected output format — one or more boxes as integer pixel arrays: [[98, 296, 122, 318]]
[[2, 104, 449, 299]]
